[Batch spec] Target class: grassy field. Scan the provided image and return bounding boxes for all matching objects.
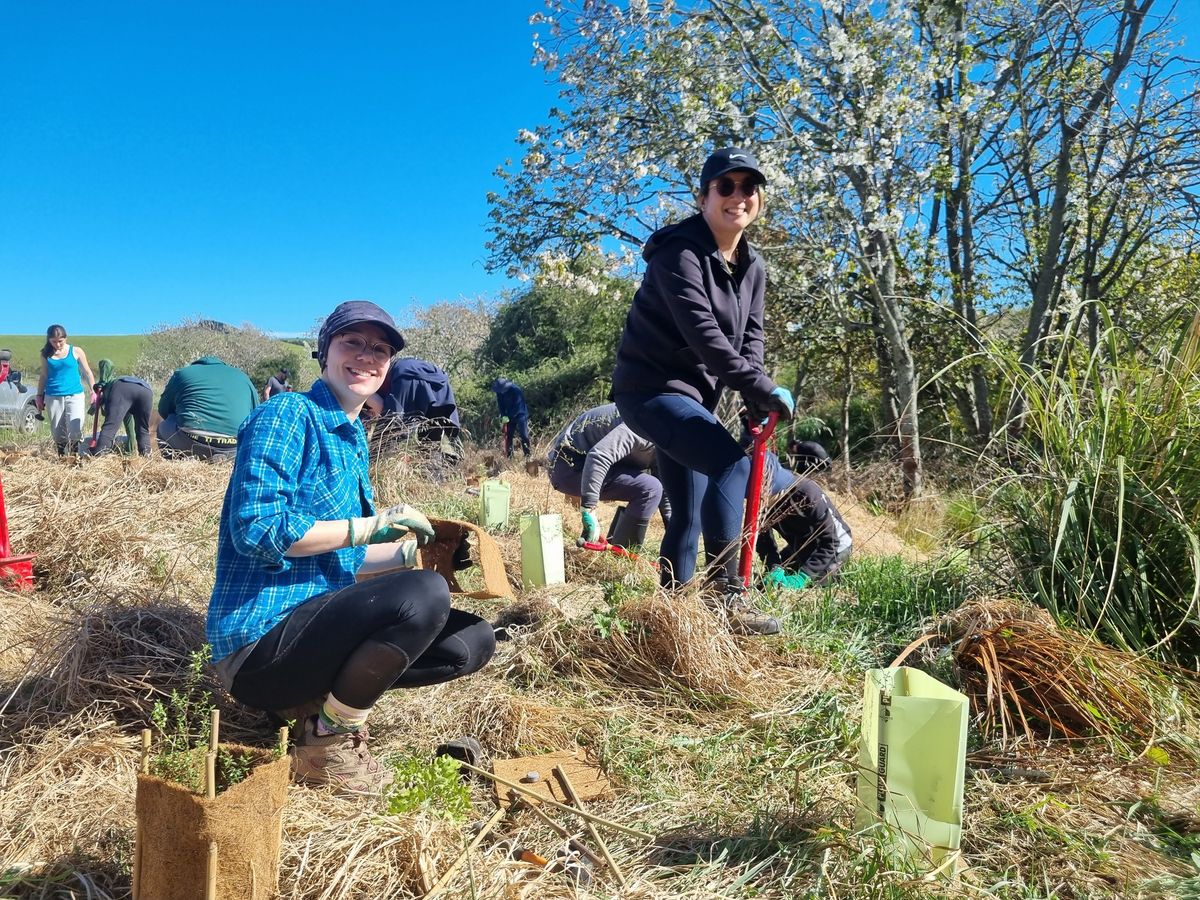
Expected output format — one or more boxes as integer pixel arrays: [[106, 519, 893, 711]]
[[1, 435, 1199, 899], [0, 334, 147, 377]]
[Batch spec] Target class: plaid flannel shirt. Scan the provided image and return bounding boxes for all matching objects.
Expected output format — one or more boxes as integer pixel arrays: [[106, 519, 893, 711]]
[[207, 378, 373, 660]]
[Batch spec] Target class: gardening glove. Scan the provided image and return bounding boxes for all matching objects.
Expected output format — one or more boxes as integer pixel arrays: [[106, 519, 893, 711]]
[[396, 539, 419, 568], [580, 507, 600, 543], [349, 504, 436, 547], [763, 387, 795, 421], [765, 566, 810, 590], [500, 415, 510, 425]]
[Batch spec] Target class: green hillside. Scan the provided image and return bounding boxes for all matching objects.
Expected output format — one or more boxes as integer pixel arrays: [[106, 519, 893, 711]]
[[0, 334, 147, 378]]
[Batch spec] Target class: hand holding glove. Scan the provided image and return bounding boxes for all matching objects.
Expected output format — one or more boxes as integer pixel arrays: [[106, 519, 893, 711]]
[[349, 503, 436, 547], [580, 507, 600, 543], [35, 394, 45, 413]]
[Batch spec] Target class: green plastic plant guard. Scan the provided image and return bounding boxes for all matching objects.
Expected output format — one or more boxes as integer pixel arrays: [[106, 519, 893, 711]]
[[520, 513, 565, 589], [479, 479, 510, 531], [855, 666, 968, 868]]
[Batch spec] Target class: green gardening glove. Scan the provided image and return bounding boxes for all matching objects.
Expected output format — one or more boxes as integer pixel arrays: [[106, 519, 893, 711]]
[[501, 415, 510, 425], [350, 504, 436, 547], [765, 567, 810, 590], [580, 507, 600, 543]]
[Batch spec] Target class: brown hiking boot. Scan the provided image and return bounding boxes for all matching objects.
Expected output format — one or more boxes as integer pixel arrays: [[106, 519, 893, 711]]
[[290, 716, 394, 795], [710, 584, 780, 636]]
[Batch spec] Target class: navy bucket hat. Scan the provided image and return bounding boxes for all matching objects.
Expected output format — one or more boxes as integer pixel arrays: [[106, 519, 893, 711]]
[[314, 300, 405, 365]]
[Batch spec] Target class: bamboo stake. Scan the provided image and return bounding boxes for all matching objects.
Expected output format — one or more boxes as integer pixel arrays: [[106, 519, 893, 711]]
[[205, 841, 218, 900], [455, 760, 653, 841], [555, 765, 626, 887], [209, 708, 220, 753], [140, 728, 151, 774], [277, 726, 289, 755], [506, 789, 604, 867], [423, 805, 507, 900], [205, 752, 217, 800]]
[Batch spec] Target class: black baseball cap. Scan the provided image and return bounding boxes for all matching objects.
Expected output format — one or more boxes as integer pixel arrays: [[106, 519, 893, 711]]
[[314, 300, 405, 363], [789, 440, 832, 472], [700, 147, 765, 191]]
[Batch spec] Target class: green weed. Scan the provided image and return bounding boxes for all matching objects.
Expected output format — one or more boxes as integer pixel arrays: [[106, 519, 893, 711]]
[[385, 754, 472, 821]]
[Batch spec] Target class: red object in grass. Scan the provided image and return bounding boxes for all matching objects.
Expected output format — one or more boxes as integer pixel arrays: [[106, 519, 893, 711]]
[[0, 473, 35, 591], [739, 412, 778, 587], [577, 537, 658, 569]]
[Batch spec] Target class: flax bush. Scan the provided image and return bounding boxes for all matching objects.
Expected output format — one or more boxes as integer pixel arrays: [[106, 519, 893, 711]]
[[990, 305, 1200, 668]]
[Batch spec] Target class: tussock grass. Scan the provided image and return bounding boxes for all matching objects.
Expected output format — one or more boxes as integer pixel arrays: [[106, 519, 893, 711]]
[[3, 450, 1200, 898]]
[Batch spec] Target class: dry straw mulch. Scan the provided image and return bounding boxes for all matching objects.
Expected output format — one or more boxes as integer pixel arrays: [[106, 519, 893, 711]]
[[4, 447, 1200, 898]]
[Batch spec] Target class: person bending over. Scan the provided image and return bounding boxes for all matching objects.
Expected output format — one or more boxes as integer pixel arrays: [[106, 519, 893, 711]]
[[547, 403, 670, 548], [207, 300, 496, 794], [757, 447, 852, 589]]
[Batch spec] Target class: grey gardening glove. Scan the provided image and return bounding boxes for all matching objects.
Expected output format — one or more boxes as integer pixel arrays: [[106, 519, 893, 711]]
[[349, 504, 436, 547]]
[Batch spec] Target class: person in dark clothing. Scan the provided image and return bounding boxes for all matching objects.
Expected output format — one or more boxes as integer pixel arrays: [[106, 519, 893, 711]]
[[376, 358, 461, 441], [611, 147, 794, 636], [491, 377, 530, 458], [547, 404, 671, 548], [87, 358, 152, 456], [787, 439, 833, 476], [756, 450, 852, 589], [264, 368, 291, 400]]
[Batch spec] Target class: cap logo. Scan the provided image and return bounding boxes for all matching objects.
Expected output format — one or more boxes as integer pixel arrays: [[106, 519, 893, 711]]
[[728, 154, 747, 160]]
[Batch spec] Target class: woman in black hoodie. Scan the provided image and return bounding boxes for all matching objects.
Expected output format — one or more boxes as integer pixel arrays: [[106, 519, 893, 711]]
[[611, 147, 794, 635]]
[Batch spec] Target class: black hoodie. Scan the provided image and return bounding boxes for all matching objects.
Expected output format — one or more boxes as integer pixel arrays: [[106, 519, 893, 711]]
[[611, 213, 776, 411]]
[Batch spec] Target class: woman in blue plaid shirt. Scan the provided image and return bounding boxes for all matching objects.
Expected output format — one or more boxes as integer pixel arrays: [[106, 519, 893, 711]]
[[207, 301, 496, 794]]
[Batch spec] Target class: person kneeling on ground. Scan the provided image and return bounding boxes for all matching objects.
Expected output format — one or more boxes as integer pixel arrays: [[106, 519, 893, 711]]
[[157, 356, 259, 460], [756, 442, 852, 589], [206, 300, 496, 794], [547, 403, 671, 548]]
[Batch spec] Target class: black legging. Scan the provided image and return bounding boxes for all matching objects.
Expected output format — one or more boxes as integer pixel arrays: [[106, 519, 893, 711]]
[[94, 380, 152, 455], [230, 569, 496, 711]]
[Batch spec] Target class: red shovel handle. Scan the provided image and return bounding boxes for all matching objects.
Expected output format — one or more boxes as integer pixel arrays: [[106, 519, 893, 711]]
[[739, 412, 778, 587]]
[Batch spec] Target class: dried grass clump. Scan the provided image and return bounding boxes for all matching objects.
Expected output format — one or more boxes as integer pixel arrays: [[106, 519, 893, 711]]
[[933, 599, 1200, 754], [4, 593, 262, 740], [558, 590, 757, 701]]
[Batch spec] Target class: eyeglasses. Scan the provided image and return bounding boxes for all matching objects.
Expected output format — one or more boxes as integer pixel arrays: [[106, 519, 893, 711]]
[[335, 333, 395, 362], [712, 176, 762, 199]]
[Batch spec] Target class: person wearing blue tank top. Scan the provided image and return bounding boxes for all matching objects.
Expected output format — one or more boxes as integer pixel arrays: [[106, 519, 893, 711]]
[[36, 324, 95, 456]]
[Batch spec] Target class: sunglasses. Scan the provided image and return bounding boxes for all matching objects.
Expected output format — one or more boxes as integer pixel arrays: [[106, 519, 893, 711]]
[[712, 176, 762, 199], [335, 333, 395, 363]]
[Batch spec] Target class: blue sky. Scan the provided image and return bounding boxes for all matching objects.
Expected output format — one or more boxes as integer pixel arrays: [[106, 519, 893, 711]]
[[0, 2, 558, 335]]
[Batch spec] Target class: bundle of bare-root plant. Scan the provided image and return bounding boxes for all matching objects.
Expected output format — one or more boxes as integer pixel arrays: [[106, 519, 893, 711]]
[[924, 598, 1200, 756]]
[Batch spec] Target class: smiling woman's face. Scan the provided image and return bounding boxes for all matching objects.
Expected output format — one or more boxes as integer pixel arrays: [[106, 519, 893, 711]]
[[321, 323, 394, 416], [699, 172, 762, 247]]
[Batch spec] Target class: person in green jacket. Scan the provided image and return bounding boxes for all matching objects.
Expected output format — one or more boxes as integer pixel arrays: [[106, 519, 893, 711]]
[[157, 356, 259, 460]]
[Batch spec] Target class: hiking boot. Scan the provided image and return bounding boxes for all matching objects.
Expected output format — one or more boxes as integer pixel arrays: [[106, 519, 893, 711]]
[[290, 715, 394, 795], [712, 584, 780, 636]]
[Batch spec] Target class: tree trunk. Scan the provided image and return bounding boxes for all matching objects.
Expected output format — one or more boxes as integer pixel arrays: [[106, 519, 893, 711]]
[[867, 233, 923, 498]]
